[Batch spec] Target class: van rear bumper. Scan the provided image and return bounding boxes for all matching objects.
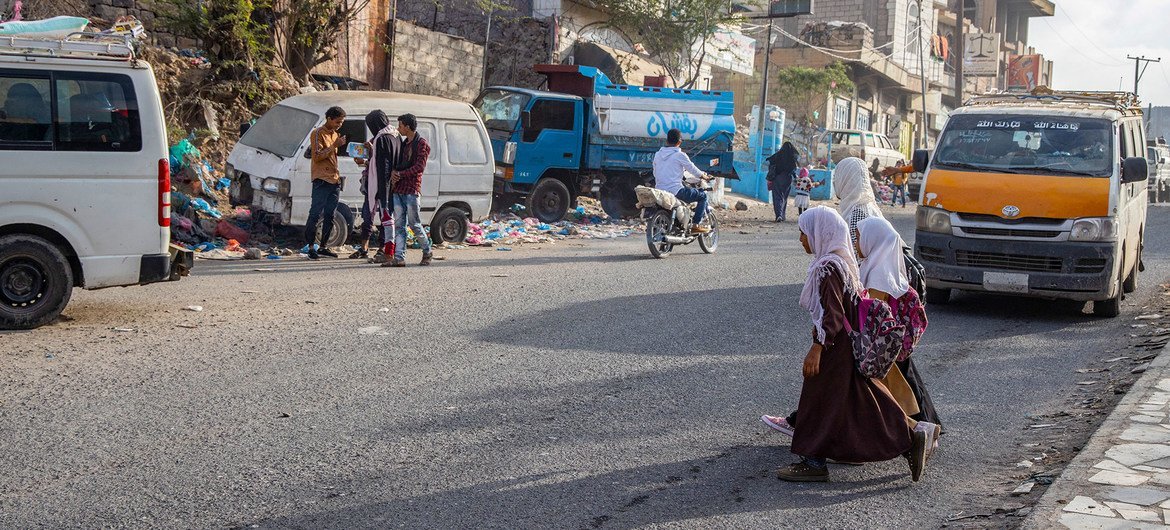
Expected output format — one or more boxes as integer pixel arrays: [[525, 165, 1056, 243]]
[[913, 232, 1116, 301], [139, 246, 193, 285]]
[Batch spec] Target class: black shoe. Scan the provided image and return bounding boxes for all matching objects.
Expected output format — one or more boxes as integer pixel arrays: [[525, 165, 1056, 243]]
[[348, 249, 368, 259], [318, 248, 339, 258], [308, 251, 320, 260], [907, 429, 928, 482], [777, 461, 829, 482], [420, 252, 433, 266]]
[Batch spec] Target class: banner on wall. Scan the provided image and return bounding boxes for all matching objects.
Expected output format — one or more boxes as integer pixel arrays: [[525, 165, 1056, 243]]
[[1007, 54, 1042, 91], [964, 33, 1000, 76]]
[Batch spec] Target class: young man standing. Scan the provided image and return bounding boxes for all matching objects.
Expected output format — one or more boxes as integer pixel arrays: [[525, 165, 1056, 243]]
[[305, 106, 348, 260], [385, 113, 433, 267]]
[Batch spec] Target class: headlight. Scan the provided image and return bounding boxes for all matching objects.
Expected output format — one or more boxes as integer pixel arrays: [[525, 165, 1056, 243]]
[[1069, 217, 1118, 242], [916, 206, 952, 234], [503, 141, 517, 165], [262, 178, 290, 195]]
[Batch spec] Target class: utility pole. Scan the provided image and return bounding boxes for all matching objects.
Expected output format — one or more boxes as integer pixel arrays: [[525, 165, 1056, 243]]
[[954, 0, 964, 104], [756, 23, 773, 174], [1128, 55, 1161, 99], [918, 12, 930, 150], [481, 7, 494, 92]]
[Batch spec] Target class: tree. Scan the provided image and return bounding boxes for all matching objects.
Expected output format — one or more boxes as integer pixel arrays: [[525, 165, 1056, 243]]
[[279, 0, 371, 84], [589, 0, 754, 88], [159, 0, 276, 78], [771, 62, 854, 124]]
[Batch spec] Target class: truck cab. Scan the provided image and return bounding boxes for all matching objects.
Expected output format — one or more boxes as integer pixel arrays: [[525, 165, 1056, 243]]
[[474, 65, 736, 223]]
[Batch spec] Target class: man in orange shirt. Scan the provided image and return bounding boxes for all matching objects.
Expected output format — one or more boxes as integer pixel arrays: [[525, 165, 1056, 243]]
[[305, 106, 348, 260], [881, 161, 913, 208]]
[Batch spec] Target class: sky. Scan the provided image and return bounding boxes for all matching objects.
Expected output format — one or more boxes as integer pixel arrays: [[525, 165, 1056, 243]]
[[1028, 0, 1170, 107]]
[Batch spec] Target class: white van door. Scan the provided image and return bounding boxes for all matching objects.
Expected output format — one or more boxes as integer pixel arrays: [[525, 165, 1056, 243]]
[[413, 120, 441, 215], [440, 120, 494, 215]]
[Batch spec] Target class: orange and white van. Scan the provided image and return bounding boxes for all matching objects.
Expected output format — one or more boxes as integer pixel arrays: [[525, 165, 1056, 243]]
[[912, 90, 1149, 317]]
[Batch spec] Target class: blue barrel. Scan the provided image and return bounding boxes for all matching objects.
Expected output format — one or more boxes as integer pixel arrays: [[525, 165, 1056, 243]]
[[809, 169, 833, 201]]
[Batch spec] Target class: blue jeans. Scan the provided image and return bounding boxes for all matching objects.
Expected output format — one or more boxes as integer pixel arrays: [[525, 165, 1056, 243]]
[[893, 184, 908, 206], [393, 193, 432, 260], [674, 187, 707, 225], [304, 179, 341, 246]]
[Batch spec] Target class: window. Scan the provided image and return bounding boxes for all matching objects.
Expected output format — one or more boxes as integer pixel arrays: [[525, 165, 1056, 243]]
[[0, 74, 52, 148], [878, 135, 895, 150], [832, 98, 851, 129], [54, 72, 141, 151], [934, 114, 1113, 177], [857, 109, 872, 131], [240, 104, 317, 158], [864, 133, 877, 148], [445, 122, 487, 165], [334, 119, 368, 157], [832, 131, 863, 146], [1120, 122, 1132, 159], [523, 99, 575, 142], [474, 89, 531, 132]]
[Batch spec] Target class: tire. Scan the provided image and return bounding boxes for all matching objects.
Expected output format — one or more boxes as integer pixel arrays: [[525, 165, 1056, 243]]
[[431, 206, 469, 245], [1094, 271, 1124, 318], [0, 235, 74, 330], [646, 209, 674, 259], [526, 178, 571, 223], [1124, 245, 1141, 294], [925, 286, 951, 305], [600, 178, 641, 219], [698, 209, 718, 254], [325, 204, 354, 248]]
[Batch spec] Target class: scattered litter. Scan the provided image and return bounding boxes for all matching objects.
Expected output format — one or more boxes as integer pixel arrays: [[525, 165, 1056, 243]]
[[183, 305, 204, 312], [1104, 356, 1131, 363], [305, 300, 318, 305], [266, 255, 282, 260], [1075, 368, 1107, 373], [113, 327, 134, 332], [1133, 324, 1149, 328], [1132, 363, 1151, 374], [378, 307, 390, 313], [253, 268, 274, 272], [491, 274, 510, 278], [358, 326, 390, 336], [1015, 460, 1034, 468], [1136, 314, 1162, 320], [497, 247, 513, 251], [1011, 482, 1035, 496], [276, 412, 291, 418], [176, 324, 198, 329], [1028, 423, 1058, 429], [1076, 380, 1098, 385], [241, 290, 259, 294], [243, 248, 264, 260]]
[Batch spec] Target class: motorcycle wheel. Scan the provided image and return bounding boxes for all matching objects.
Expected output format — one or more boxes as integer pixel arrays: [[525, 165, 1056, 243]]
[[646, 209, 674, 259], [698, 209, 718, 254]]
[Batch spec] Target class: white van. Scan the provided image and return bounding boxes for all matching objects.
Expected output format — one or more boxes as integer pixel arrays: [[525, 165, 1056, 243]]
[[227, 92, 495, 245], [0, 34, 191, 330]]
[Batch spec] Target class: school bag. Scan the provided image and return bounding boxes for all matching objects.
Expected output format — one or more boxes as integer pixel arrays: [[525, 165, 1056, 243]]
[[844, 292, 907, 379], [890, 287, 928, 361]]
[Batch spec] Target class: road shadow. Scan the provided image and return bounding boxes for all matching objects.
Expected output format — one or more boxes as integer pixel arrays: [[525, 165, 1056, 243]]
[[476, 285, 804, 357]]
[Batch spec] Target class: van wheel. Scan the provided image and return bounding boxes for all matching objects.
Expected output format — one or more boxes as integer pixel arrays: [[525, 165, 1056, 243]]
[[326, 205, 354, 248], [1094, 272, 1124, 318], [925, 286, 951, 305], [0, 235, 74, 330], [526, 178, 570, 223], [431, 207, 469, 245]]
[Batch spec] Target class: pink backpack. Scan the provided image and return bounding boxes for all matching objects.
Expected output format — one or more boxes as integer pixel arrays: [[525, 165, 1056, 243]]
[[845, 292, 907, 378], [890, 288, 928, 361]]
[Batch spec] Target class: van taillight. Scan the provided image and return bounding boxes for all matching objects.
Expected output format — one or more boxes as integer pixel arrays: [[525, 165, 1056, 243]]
[[159, 159, 171, 227]]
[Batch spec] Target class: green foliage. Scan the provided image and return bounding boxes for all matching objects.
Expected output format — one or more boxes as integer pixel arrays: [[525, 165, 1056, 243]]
[[158, 0, 275, 74], [773, 62, 854, 102]]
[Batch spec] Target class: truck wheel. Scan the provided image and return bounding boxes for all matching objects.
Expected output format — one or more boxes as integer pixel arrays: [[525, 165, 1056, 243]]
[[526, 178, 570, 223], [326, 205, 354, 248], [925, 286, 951, 305], [431, 207, 469, 245], [600, 180, 641, 219], [1094, 272, 1124, 318], [0, 235, 74, 330]]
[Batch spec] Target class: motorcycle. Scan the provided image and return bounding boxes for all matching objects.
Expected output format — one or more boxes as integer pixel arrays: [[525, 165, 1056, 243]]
[[637, 177, 719, 259]]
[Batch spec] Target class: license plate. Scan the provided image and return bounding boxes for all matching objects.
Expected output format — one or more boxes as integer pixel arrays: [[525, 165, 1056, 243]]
[[983, 272, 1029, 293]]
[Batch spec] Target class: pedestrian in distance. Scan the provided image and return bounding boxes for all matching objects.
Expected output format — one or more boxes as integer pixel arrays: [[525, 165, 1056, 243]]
[[775, 206, 929, 483], [305, 106, 347, 260], [352, 110, 399, 262], [386, 113, 434, 268], [881, 160, 912, 207], [792, 166, 823, 216], [766, 141, 800, 222]]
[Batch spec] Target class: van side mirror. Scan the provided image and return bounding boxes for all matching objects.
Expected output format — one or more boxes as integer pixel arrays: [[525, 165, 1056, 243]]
[[912, 149, 930, 173], [1161, 157, 1167, 165], [521, 110, 532, 130], [1122, 157, 1149, 183]]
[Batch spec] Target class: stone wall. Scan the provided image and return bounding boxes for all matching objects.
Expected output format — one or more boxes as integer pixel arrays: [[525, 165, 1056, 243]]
[[391, 20, 485, 103]]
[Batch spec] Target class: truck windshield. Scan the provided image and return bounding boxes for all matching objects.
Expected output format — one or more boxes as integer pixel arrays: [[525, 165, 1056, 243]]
[[474, 89, 530, 132], [934, 114, 1114, 177], [239, 104, 318, 158]]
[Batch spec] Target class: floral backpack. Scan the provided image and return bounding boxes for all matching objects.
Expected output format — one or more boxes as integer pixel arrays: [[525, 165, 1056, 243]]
[[845, 292, 907, 378], [890, 287, 928, 361]]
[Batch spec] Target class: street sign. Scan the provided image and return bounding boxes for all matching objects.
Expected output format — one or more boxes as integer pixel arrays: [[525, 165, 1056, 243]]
[[964, 32, 1000, 76], [769, 0, 813, 18]]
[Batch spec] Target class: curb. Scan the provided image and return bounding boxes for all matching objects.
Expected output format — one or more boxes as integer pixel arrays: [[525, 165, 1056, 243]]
[[1022, 341, 1170, 528]]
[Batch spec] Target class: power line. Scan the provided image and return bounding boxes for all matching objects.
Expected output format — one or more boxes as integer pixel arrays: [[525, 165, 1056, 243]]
[[1039, 17, 1120, 67], [1057, 5, 1125, 66]]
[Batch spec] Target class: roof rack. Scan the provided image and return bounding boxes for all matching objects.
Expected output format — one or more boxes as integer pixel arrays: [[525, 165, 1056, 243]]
[[965, 86, 1141, 112], [0, 32, 136, 62]]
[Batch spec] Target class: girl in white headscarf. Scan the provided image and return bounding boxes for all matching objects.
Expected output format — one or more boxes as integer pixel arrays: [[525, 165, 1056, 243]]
[[833, 156, 884, 245], [856, 216, 940, 449], [774, 206, 928, 483]]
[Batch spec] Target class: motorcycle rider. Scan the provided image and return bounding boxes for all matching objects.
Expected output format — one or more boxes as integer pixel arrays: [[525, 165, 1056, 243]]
[[653, 128, 711, 234]]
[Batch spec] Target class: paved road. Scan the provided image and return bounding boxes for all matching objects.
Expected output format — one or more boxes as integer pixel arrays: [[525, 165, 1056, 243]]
[[4, 205, 1170, 528]]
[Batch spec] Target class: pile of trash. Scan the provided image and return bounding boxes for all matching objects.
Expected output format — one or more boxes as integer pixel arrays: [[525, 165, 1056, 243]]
[[167, 139, 270, 259], [453, 198, 644, 249]]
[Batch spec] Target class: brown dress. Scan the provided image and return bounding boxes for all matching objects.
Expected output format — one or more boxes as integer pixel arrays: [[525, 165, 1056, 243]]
[[791, 265, 912, 463]]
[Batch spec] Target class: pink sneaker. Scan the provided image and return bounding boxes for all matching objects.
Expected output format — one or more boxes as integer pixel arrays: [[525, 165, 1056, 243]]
[[761, 415, 794, 437]]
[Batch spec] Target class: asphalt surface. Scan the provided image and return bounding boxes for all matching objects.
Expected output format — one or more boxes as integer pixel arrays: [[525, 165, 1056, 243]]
[[4, 204, 1170, 528]]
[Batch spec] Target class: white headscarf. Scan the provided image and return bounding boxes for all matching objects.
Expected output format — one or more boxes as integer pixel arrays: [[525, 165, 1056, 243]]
[[857, 216, 910, 299], [833, 156, 884, 243], [798, 206, 864, 343]]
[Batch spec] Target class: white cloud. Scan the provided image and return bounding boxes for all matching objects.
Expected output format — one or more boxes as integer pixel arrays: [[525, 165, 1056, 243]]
[[1028, 0, 1170, 107]]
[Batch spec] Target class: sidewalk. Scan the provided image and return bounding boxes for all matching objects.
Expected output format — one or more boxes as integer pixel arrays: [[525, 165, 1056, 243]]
[[1025, 344, 1170, 529]]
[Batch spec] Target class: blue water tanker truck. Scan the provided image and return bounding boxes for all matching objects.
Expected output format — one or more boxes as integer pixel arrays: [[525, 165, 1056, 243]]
[[473, 65, 737, 222]]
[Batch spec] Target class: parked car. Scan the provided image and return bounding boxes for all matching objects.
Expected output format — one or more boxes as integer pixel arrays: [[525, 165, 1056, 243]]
[[227, 92, 495, 246], [1147, 137, 1170, 202], [817, 128, 905, 170], [0, 34, 192, 330]]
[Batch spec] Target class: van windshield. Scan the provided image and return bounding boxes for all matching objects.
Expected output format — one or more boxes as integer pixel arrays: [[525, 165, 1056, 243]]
[[239, 105, 318, 158], [474, 89, 530, 132], [934, 115, 1113, 177]]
